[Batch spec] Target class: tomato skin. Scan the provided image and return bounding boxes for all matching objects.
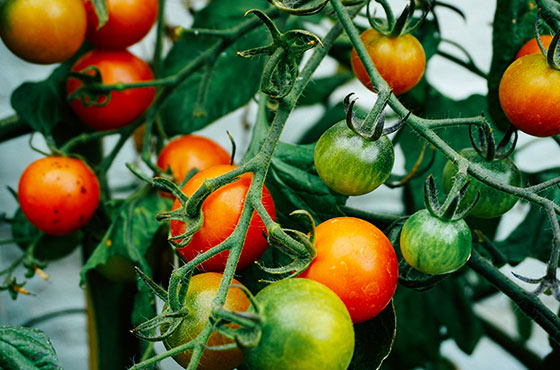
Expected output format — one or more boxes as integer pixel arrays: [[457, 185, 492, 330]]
[[84, 0, 158, 49], [170, 165, 276, 271], [299, 217, 398, 323], [400, 209, 472, 275], [67, 49, 155, 131], [157, 135, 231, 185], [442, 149, 522, 219], [499, 54, 560, 137], [163, 272, 250, 370], [314, 120, 394, 196], [351, 28, 425, 95], [243, 278, 355, 370], [18, 157, 100, 236], [516, 35, 552, 59], [0, 0, 86, 64]]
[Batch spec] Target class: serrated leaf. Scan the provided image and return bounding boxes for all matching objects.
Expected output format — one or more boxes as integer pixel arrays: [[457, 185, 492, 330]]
[[266, 142, 347, 227], [349, 302, 396, 370], [0, 326, 62, 370], [159, 0, 270, 136]]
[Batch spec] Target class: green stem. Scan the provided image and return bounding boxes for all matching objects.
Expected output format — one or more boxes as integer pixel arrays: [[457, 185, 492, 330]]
[[467, 248, 560, 342], [0, 115, 31, 143], [436, 50, 489, 79], [154, 0, 166, 77]]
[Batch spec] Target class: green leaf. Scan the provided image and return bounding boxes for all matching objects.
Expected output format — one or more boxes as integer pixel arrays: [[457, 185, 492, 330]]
[[266, 142, 347, 227], [159, 0, 270, 136], [487, 0, 539, 130], [297, 73, 353, 106], [537, 0, 560, 29], [0, 326, 62, 370], [512, 301, 533, 342], [80, 186, 171, 285], [349, 302, 396, 370]]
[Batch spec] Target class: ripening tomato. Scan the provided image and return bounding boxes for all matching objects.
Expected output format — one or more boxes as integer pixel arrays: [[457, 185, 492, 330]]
[[299, 217, 398, 323], [67, 49, 155, 131], [83, 0, 158, 49], [499, 53, 560, 137], [157, 135, 231, 186], [163, 272, 250, 370], [351, 28, 425, 95], [170, 165, 276, 271], [18, 157, 100, 235], [0, 0, 86, 64], [516, 35, 553, 59]]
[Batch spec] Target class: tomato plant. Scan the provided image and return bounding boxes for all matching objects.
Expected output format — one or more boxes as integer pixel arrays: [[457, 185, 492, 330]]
[[157, 135, 231, 185], [0, 0, 86, 64], [516, 35, 553, 59], [170, 165, 276, 271], [162, 272, 250, 370], [314, 120, 394, 196], [17, 156, 100, 235], [83, 0, 158, 49], [66, 49, 155, 131], [499, 53, 560, 137], [442, 148, 522, 219], [400, 209, 472, 275], [242, 278, 355, 370], [351, 28, 425, 95], [299, 217, 398, 323]]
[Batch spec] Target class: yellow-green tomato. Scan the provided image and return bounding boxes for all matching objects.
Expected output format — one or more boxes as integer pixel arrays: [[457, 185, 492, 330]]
[[314, 120, 394, 196], [400, 210, 472, 275]]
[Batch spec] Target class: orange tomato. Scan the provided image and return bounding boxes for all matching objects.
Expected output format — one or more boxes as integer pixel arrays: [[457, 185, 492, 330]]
[[515, 35, 553, 59]]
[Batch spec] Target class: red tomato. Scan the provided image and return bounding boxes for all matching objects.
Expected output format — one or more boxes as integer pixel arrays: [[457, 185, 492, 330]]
[[299, 217, 398, 323], [157, 135, 231, 185], [170, 165, 276, 271], [516, 35, 553, 59], [351, 28, 425, 95], [499, 53, 560, 137], [67, 49, 155, 131], [18, 157, 100, 235], [83, 0, 158, 49], [0, 0, 86, 64]]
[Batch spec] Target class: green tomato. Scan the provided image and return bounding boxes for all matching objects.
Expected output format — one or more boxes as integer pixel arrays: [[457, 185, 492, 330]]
[[400, 209, 472, 275], [314, 120, 394, 196], [442, 148, 522, 219], [243, 278, 355, 370]]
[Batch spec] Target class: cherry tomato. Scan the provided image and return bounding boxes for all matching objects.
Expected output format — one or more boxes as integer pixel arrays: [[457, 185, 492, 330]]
[[163, 272, 250, 370], [400, 209, 472, 275], [83, 0, 158, 49], [0, 0, 86, 64], [299, 217, 398, 323], [243, 278, 355, 370], [18, 156, 100, 235], [314, 120, 394, 196], [516, 35, 553, 59], [157, 135, 231, 185], [170, 165, 276, 271], [67, 49, 155, 131], [351, 28, 425, 95], [442, 148, 522, 219], [499, 54, 560, 137]]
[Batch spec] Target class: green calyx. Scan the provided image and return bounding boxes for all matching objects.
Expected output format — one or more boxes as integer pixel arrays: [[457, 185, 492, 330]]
[[367, 0, 434, 37]]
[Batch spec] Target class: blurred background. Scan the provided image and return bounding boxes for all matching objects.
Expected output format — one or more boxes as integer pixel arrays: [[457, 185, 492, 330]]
[[1, 1, 559, 369]]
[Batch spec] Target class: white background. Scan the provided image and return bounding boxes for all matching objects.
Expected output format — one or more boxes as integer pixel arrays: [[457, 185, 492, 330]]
[[1, 1, 559, 369]]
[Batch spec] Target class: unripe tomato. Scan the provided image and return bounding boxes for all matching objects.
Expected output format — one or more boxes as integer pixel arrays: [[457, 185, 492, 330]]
[[157, 135, 231, 185], [314, 120, 394, 196], [243, 278, 355, 370], [18, 157, 100, 235], [351, 28, 425, 95], [163, 272, 250, 370], [83, 0, 158, 49], [170, 165, 276, 271], [516, 35, 553, 59], [442, 149, 522, 219], [0, 0, 86, 64], [299, 217, 398, 323], [499, 54, 560, 137], [400, 209, 472, 275], [67, 49, 155, 131]]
